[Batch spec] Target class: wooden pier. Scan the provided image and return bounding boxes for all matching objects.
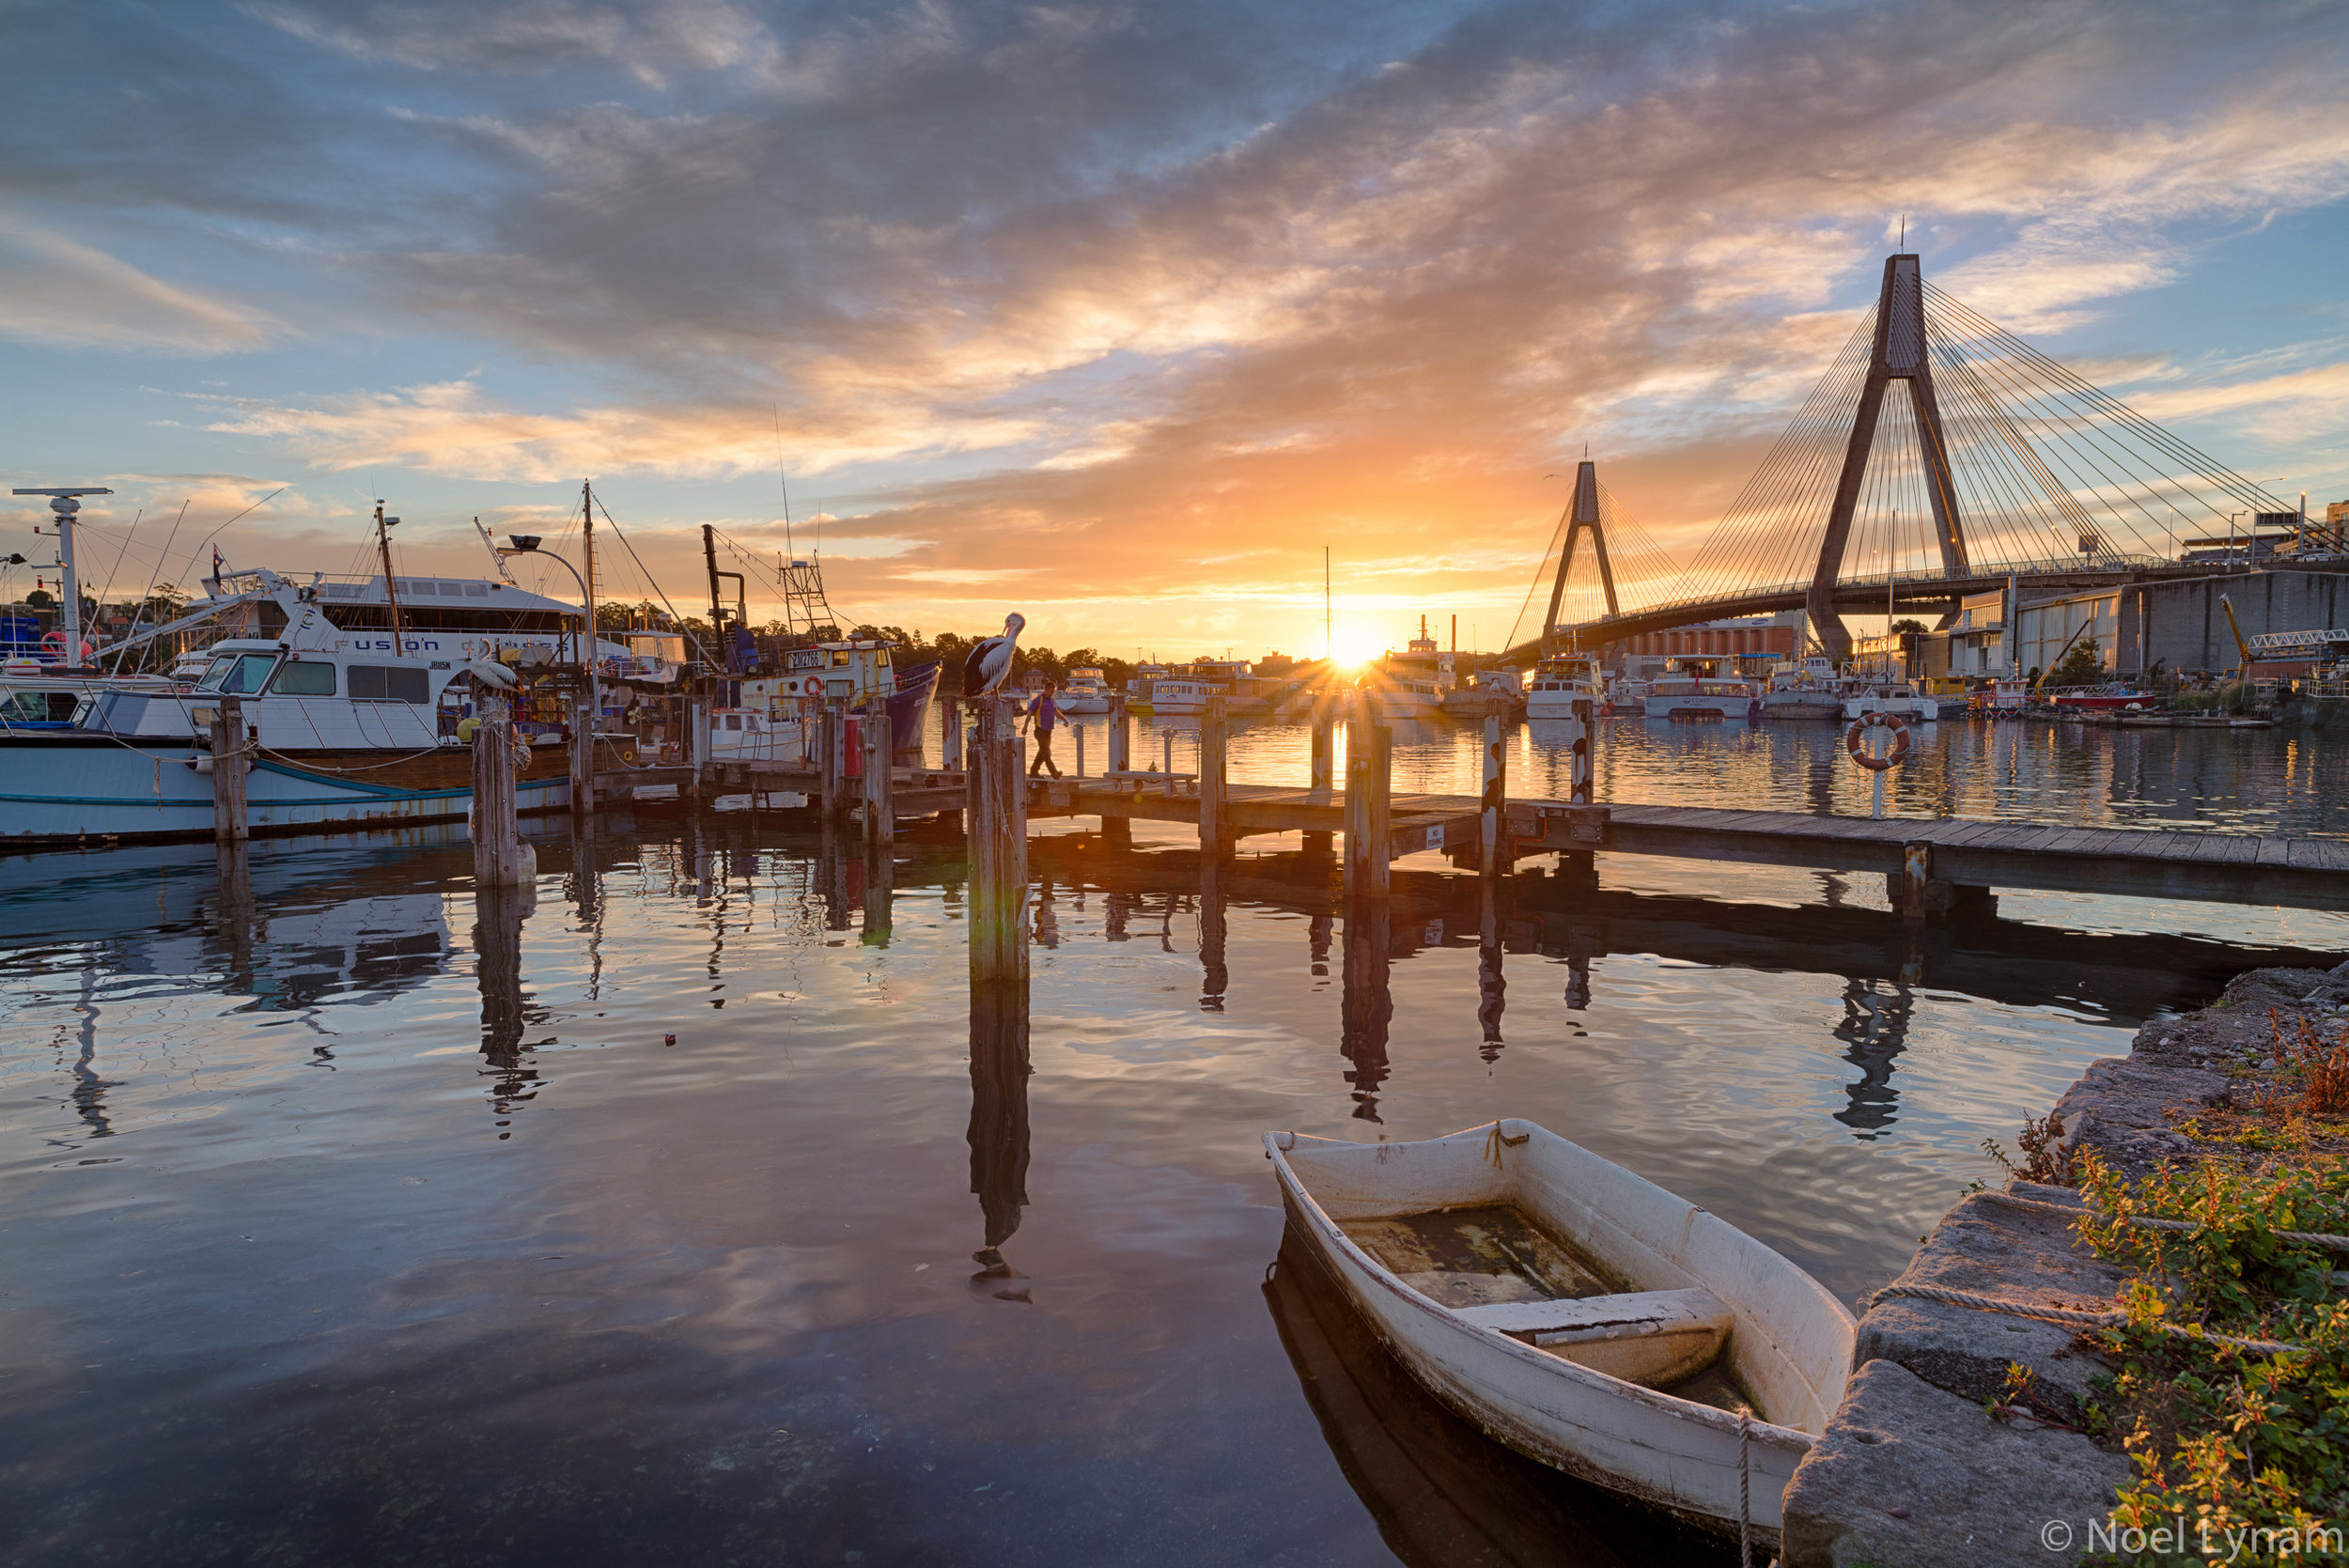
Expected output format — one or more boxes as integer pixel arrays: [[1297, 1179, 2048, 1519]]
[[596, 694, 2349, 914]]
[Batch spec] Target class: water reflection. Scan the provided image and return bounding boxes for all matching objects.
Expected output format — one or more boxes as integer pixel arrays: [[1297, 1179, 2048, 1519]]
[[967, 981, 1032, 1294], [1476, 876, 1505, 1062], [1265, 1234, 1727, 1568], [1832, 976, 1916, 1141], [1341, 901, 1393, 1121], [474, 885, 542, 1140], [1201, 857, 1228, 1012]]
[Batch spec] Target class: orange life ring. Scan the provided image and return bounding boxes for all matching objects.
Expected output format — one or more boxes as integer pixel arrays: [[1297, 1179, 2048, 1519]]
[[1843, 712, 1911, 771], [801, 675, 823, 697]]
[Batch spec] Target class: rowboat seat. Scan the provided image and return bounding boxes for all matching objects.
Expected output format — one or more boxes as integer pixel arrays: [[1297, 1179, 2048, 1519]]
[[1455, 1288, 1732, 1388]]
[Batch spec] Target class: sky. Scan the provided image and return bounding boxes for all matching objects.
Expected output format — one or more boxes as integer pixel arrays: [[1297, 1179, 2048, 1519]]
[[3, 0, 2346, 663]]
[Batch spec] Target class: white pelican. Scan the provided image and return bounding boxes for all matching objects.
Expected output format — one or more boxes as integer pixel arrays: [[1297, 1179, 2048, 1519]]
[[963, 613, 1024, 697]]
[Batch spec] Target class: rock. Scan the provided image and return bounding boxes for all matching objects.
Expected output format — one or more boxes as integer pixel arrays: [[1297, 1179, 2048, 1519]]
[[2049, 1056, 2231, 1178], [1853, 1183, 2123, 1425], [1781, 1359, 2129, 1568]]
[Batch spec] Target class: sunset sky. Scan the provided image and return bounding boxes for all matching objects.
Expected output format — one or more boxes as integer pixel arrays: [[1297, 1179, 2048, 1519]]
[[4, 0, 2345, 660]]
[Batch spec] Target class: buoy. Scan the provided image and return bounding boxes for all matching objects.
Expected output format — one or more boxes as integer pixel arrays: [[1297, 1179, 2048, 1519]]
[[1843, 712, 1911, 771]]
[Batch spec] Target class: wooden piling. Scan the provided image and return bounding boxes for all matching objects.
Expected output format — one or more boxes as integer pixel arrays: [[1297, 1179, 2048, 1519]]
[[1899, 841, 1931, 924], [942, 694, 964, 771], [1571, 693, 1594, 806], [863, 695, 894, 851], [209, 693, 248, 844], [685, 693, 708, 811], [1199, 693, 1229, 858], [1481, 695, 1509, 877], [1106, 692, 1129, 772], [470, 691, 536, 886], [1310, 693, 1335, 797], [1343, 691, 1392, 900], [967, 696, 1030, 983], [568, 688, 597, 817]]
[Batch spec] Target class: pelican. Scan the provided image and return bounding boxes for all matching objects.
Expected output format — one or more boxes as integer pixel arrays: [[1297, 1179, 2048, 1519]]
[[963, 613, 1024, 697]]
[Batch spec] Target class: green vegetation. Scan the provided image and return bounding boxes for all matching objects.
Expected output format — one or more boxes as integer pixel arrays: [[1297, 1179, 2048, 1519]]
[[2045, 639, 2106, 689]]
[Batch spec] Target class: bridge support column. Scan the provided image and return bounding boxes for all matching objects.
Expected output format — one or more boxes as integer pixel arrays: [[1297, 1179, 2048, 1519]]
[[1539, 458, 1620, 647], [1806, 255, 1968, 660]]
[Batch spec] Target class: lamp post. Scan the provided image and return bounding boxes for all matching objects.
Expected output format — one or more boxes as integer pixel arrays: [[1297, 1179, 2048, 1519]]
[[501, 535, 600, 799]]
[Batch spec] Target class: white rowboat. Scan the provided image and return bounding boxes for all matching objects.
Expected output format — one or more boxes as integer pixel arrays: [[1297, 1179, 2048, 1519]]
[[1263, 1120, 1854, 1539]]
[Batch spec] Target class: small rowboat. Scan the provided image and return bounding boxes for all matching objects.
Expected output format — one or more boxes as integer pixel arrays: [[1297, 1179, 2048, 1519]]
[[1264, 1120, 1855, 1541]]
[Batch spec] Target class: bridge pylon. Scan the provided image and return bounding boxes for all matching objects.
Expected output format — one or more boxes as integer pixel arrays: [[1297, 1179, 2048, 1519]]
[[1805, 254, 1968, 659], [1539, 459, 1619, 650]]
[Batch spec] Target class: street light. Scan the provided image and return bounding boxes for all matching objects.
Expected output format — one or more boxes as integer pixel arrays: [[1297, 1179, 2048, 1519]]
[[498, 535, 590, 664]]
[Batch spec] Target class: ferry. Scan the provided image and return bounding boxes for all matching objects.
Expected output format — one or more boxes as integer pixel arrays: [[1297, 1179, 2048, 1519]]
[[1368, 675, 1445, 721], [1128, 662, 1171, 715], [1759, 658, 1841, 722], [1526, 654, 1603, 722]]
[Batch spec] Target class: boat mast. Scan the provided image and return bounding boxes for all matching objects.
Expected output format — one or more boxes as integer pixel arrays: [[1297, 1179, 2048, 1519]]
[[11, 487, 111, 664], [580, 478, 601, 723], [375, 500, 404, 651]]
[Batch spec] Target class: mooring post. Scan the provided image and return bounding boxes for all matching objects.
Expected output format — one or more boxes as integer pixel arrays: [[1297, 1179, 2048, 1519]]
[[1199, 693, 1229, 858], [210, 693, 249, 845], [968, 696, 1030, 983], [1481, 694, 1509, 877], [1343, 690, 1392, 899], [685, 691, 708, 812], [470, 691, 536, 887], [1898, 840, 1932, 924], [1161, 727, 1174, 777], [1073, 723, 1086, 780], [863, 694, 894, 852], [1570, 691, 1594, 806], [1310, 693, 1336, 798], [941, 694, 964, 771], [569, 687, 597, 817], [1107, 691, 1129, 772]]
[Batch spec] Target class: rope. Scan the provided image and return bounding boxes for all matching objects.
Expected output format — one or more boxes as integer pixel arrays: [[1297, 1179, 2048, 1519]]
[[1982, 1189, 2349, 1253], [1864, 1281, 2300, 1357], [1736, 1405, 1753, 1568]]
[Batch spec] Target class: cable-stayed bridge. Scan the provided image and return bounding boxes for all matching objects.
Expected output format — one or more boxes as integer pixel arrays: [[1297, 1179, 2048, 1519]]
[[1508, 253, 2300, 661]]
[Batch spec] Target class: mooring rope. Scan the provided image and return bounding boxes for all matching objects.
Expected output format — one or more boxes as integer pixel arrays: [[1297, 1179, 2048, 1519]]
[[1864, 1281, 2299, 1356], [1982, 1188, 2349, 1253], [1736, 1405, 1753, 1568]]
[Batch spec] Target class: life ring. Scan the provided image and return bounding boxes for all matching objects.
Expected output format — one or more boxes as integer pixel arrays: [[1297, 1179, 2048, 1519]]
[[801, 675, 823, 697], [1843, 712, 1911, 771], [40, 630, 93, 660]]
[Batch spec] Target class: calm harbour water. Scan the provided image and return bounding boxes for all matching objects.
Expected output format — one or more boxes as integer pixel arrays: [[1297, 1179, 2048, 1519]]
[[3, 716, 2343, 1566]]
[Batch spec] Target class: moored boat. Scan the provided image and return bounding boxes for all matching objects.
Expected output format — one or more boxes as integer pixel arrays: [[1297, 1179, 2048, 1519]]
[[1526, 653, 1602, 722], [1643, 661, 1757, 721], [1760, 658, 1840, 722], [1058, 666, 1113, 714], [1263, 1119, 1853, 1540], [1841, 681, 1936, 722]]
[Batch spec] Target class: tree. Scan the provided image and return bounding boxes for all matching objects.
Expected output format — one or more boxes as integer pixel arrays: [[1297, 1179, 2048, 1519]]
[[2045, 640, 2104, 688], [1890, 618, 1927, 636], [25, 588, 53, 610]]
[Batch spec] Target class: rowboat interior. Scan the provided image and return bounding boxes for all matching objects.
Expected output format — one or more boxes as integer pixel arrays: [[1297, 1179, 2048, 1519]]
[[1337, 1203, 1761, 1417]]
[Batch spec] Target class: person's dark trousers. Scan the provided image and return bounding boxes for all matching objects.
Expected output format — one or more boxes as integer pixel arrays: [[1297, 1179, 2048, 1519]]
[[1029, 729, 1063, 777]]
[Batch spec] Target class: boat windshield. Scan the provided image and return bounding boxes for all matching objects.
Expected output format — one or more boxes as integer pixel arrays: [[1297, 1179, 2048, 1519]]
[[196, 652, 279, 694]]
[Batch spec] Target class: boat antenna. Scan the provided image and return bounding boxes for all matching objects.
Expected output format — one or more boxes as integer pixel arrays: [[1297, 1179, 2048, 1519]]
[[375, 499, 404, 650], [772, 404, 795, 562]]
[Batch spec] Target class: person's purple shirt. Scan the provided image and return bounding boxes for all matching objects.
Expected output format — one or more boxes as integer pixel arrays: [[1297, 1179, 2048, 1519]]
[[1028, 692, 1061, 731]]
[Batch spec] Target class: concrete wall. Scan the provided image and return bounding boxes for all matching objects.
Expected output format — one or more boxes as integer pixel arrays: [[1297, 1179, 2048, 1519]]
[[2140, 569, 2349, 675]]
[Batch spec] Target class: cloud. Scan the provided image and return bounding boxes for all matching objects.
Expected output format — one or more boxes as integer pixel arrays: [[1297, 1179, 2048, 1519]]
[[0, 214, 281, 353]]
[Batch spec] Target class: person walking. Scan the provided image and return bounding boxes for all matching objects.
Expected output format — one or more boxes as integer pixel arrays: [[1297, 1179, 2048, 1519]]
[[1026, 684, 1066, 777]]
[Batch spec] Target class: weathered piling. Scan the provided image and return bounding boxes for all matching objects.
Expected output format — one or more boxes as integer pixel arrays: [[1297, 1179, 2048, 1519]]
[[1569, 691, 1594, 806], [1310, 693, 1336, 797], [685, 693, 708, 810], [862, 837, 894, 945], [941, 694, 964, 771], [1481, 694, 1510, 877], [966, 696, 1029, 983], [820, 702, 849, 822], [1342, 691, 1392, 900], [1100, 691, 1131, 847], [568, 688, 597, 816], [863, 695, 894, 852], [1199, 694, 1230, 858], [208, 693, 248, 844], [1200, 851, 1228, 1010], [470, 691, 537, 886]]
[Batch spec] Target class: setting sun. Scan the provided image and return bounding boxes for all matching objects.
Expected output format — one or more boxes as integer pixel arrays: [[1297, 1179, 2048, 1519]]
[[1327, 624, 1389, 669]]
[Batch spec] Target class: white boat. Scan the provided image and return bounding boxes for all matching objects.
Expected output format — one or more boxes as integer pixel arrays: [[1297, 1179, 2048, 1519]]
[[1149, 676, 1213, 716], [1643, 666, 1757, 721], [1264, 1120, 1854, 1540], [1369, 675, 1445, 721], [1841, 682, 1937, 723], [1760, 658, 1841, 722], [1058, 666, 1113, 714], [1526, 654, 1602, 722], [1440, 667, 1523, 718]]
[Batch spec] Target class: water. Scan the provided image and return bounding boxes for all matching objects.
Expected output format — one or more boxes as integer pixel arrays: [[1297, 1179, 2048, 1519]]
[[3, 719, 2341, 1566]]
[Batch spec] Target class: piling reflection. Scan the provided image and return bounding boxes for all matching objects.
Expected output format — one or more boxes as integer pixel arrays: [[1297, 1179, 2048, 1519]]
[[1831, 975, 1916, 1140], [1340, 902, 1392, 1122], [863, 848, 894, 946], [1476, 876, 1505, 1062], [473, 884, 542, 1140], [1264, 1234, 1724, 1568], [967, 981, 1033, 1293], [1201, 856, 1228, 1012]]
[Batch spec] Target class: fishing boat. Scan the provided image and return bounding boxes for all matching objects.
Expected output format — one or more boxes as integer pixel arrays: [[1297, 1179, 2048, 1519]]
[[1525, 653, 1602, 722], [1058, 666, 1113, 714], [1263, 1120, 1853, 1541]]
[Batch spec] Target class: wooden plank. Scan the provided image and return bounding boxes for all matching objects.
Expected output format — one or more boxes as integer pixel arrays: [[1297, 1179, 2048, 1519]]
[[2257, 837, 2295, 868]]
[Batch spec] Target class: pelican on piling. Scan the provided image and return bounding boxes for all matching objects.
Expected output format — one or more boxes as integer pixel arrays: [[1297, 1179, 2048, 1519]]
[[964, 613, 1025, 697]]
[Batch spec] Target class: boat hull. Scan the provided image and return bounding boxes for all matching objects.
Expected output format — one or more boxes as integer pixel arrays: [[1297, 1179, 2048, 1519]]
[[1761, 696, 1840, 722], [0, 735, 576, 847], [1264, 1122, 1851, 1537], [1642, 697, 1750, 720]]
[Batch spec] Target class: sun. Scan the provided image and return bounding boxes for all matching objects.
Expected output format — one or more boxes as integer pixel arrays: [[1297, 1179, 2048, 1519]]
[[1327, 624, 1387, 670]]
